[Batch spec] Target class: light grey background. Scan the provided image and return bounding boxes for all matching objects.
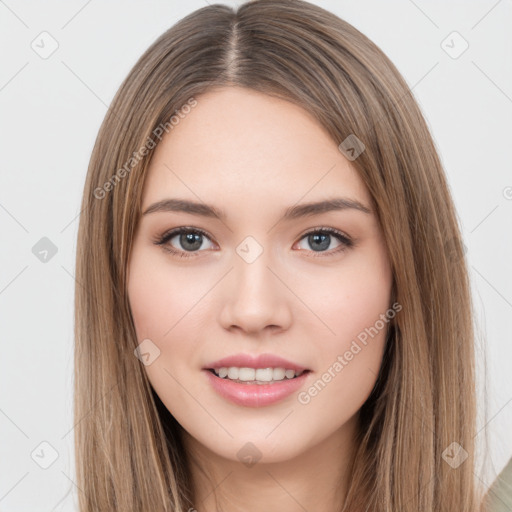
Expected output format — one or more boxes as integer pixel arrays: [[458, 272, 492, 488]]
[[1, 0, 511, 510]]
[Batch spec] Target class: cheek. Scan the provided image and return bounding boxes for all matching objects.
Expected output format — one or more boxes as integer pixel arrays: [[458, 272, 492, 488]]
[[303, 240, 392, 343], [128, 247, 208, 341], [127, 248, 220, 398], [295, 243, 392, 407], [127, 249, 205, 407]]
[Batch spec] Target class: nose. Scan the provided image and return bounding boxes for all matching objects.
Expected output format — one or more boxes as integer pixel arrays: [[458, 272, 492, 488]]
[[218, 247, 293, 335]]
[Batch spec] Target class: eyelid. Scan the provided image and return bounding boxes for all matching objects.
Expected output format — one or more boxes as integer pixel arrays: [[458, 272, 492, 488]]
[[299, 226, 351, 242], [294, 227, 353, 257], [153, 226, 216, 257]]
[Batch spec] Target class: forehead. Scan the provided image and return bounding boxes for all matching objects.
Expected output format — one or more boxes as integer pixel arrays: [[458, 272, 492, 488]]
[[142, 86, 371, 212]]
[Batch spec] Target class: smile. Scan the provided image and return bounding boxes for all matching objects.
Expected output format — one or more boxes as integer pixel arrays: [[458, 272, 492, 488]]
[[203, 368, 311, 407]]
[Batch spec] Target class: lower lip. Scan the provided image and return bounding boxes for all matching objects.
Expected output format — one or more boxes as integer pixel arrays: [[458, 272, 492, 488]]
[[203, 369, 311, 408]]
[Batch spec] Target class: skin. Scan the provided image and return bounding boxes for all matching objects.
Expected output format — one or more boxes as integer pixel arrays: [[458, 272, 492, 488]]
[[127, 86, 393, 512]]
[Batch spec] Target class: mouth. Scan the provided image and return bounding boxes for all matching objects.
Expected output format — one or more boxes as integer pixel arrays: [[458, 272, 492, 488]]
[[202, 353, 312, 406], [203, 366, 312, 407]]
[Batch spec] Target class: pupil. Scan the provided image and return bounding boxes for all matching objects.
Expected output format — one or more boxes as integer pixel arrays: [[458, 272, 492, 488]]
[[309, 233, 329, 251], [180, 232, 202, 251]]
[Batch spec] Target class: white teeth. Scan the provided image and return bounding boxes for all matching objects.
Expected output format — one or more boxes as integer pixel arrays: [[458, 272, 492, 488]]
[[284, 369, 295, 379], [213, 367, 305, 382], [238, 368, 255, 381], [227, 367, 239, 380]]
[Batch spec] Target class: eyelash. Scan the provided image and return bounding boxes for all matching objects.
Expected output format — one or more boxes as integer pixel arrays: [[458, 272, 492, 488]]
[[153, 226, 354, 259]]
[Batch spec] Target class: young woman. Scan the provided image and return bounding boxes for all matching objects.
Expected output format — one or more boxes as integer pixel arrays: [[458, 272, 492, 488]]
[[74, 1, 490, 510]]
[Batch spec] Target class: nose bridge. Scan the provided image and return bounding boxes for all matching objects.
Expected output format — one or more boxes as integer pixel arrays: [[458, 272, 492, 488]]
[[234, 240, 274, 299], [219, 235, 292, 332]]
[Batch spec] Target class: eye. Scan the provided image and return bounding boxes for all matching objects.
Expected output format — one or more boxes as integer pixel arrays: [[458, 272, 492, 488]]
[[154, 226, 354, 258], [154, 227, 215, 258], [295, 227, 353, 257]]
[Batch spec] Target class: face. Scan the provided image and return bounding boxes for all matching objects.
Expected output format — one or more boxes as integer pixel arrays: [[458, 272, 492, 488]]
[[127, 86, 393, 466]]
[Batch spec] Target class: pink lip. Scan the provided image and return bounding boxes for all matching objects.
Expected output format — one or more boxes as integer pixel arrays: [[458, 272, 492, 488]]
[[203, 353, 309, 373], [203, 369, 311, 407]]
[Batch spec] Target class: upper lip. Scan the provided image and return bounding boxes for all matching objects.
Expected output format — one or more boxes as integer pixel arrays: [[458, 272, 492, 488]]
[[204, 353, 309, 372]]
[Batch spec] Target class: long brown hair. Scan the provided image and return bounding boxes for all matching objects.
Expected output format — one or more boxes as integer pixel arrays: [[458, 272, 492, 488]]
[[74, 1, 489, 510]]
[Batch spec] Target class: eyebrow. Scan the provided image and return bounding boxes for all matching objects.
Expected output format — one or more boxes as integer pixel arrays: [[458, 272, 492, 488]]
[[142, 197, 372, 221]]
